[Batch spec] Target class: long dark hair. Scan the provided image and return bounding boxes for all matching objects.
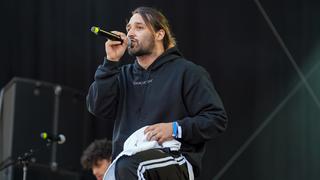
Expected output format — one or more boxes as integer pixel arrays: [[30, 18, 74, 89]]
[[132, 7, 176, 50]]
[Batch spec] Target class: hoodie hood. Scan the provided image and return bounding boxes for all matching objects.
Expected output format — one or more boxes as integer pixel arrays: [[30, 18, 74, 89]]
[[133, 46, 183, 71]]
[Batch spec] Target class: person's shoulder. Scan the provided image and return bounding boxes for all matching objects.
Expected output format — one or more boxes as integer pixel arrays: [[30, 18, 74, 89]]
[[173, 58, 197, 69], [173, 58, 207, 74]]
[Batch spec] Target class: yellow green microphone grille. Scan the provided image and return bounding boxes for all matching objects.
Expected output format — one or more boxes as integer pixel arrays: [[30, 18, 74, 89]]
[[91, 26, 100, 34]]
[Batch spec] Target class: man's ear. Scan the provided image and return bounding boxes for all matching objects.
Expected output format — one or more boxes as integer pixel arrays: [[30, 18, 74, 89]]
[[155, 29, 165, 41]]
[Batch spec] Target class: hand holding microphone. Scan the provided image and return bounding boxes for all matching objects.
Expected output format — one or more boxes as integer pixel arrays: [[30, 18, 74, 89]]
[[91, 26, 131, 61]]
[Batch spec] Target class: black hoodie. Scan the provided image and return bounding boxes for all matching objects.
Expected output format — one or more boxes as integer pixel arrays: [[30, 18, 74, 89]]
[[87, 47, 227, 176]]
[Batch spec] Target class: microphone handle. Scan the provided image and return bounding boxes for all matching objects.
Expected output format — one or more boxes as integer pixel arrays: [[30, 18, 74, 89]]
[[99, 29, 123, 43]]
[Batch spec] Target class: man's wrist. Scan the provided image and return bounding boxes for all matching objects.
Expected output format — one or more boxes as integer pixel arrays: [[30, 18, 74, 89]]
[[105, 56, 120, 62], [172, 121, 182, 139]]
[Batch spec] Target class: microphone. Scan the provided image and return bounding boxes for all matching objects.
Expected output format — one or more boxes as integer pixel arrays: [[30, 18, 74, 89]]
[[40, 132, 66, 144], [90, 26, 121, 42], [91, 26, 131, 47]]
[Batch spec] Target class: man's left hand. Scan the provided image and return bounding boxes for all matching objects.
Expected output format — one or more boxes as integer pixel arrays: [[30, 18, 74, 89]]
[[144, 123, 174, 144]]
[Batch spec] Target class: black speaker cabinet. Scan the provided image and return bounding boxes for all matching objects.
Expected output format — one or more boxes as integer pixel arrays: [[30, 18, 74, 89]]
[[0, 77, 89, 180]]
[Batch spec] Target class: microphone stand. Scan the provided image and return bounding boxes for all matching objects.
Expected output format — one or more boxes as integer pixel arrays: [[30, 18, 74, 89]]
[[0, 142, 52, 180], [51, 85, 62, 171]]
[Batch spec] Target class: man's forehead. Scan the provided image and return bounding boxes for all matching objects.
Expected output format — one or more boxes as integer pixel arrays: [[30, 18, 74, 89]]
[[127, 13, 146, 26]]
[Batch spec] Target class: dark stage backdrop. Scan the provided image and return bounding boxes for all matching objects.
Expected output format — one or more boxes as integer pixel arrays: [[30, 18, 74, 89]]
[[1, 0, 320, 179]]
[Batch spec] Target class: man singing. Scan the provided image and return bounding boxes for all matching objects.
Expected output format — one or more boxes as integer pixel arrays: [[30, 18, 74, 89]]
[[87, 6, 228, 180]]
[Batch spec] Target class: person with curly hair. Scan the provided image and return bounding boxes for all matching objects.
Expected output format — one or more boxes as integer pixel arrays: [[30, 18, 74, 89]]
[[81, 139, 112, 180]]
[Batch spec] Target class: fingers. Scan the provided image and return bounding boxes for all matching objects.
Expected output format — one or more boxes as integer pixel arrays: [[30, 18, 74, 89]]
[[104, 31, 128, 61], [105, 31, 128, 46], [105, 40, 122, 46], [144, 125, 156, 134], [146, 129, 158, 141], [149, 131, 171, 144], [146, 131, 152, 141], [144, 123, 174, 144], [111, 31, 126, 38], [148, 131, 164, 143], [111, 31, 129, 45], [150, 131, 160, 141], [145, 125, 157, 141]]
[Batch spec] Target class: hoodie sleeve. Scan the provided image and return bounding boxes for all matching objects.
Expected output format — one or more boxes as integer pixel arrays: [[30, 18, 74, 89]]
[[177, 64, 228, 145], [87, 58, 120, 120]]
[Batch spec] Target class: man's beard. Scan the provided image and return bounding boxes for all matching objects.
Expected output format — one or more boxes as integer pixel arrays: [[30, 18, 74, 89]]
[[128, 39, 155, 57]]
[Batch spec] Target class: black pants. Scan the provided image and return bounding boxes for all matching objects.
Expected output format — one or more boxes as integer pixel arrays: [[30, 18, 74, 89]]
[[115, 149, 190, 180]]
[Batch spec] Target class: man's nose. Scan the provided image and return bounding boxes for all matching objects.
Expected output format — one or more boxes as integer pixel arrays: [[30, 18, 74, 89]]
[[127, 29, 135, 38]]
